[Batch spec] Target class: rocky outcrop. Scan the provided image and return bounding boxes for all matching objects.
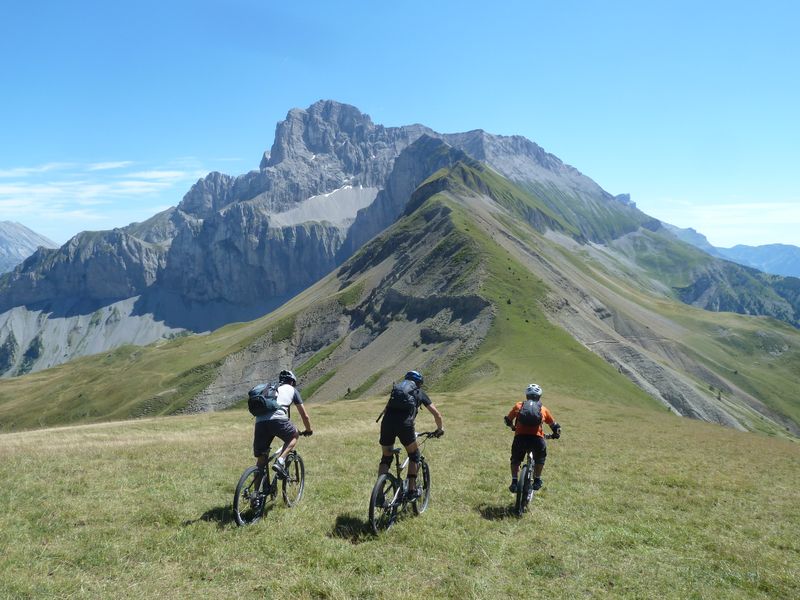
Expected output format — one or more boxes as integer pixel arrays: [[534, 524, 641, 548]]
[[0, 230, 166, 313], [0, 222, 57, 274], [188, 198, 494, 412]]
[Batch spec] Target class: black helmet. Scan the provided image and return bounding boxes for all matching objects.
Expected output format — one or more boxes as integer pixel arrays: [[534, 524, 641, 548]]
[[279, 369, 297, 386], [405, 370, 423, 386]]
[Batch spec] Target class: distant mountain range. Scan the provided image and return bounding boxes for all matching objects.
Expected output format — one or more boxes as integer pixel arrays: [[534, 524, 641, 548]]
[[0, 222, 56, 274], [664, 224, 800, 278], [1, 100, 799, 439]]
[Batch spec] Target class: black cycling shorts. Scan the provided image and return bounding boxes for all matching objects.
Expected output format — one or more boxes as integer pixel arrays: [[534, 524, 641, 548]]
[[379, 411, 417, 447], [253, 419, 297, 457], [510, 434, 547, 465]]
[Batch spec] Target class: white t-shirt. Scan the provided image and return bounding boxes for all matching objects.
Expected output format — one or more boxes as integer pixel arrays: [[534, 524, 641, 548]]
[[255, 383, 303, 422]]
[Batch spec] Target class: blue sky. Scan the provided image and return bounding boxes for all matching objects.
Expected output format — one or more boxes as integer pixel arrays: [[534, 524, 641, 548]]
[[1, 1, 798, 247]]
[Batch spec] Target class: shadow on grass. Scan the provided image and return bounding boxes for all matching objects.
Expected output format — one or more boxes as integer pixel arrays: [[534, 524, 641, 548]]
[[328, 513, 375, 544], [182, 505, 234, 528], [476, 502, 518, 521], [183, 501, 277, 528]]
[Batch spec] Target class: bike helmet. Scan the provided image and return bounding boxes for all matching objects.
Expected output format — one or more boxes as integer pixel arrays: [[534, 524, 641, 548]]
[[525, 383, 542, 400], [279, 369, 297, 386], [404, 370, 424, 386]]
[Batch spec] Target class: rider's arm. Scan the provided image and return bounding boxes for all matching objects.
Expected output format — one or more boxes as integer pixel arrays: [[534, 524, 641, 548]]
[[542, 406, 561, 436], [296, 403, 312, 433], [506, 402, 521, 426], [425, 403, 444, 432]]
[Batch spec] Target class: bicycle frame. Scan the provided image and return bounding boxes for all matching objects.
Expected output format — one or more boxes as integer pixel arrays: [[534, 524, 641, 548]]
[[259, 443, 290, 491], [382, 432, 436, 508]]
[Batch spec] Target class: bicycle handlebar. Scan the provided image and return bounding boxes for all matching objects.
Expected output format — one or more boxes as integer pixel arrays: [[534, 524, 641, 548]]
[[417, 430, 443, 439]]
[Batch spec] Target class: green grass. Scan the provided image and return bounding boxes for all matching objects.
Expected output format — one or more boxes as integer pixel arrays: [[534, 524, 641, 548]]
[[0, 307, 303, 431], [348, 370, 385, 399], [435, 200, 659, 410], [295, 338, 345, 379], [335, 280, 365, 307], [271, 314, 297, 343], [1, 389, 797, 599], [302, 370, 336, 400]]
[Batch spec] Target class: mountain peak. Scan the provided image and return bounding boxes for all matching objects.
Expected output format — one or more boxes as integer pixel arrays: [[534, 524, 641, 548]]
[[263, 100, 377, 168]]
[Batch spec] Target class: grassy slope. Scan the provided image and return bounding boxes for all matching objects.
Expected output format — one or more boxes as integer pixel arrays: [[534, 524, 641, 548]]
[[1, 391, 797, 599], [0, 302, 303, 431], [1, 167, 798, 597], [555, 231, 800, 432], [435, 198, 658, 410]]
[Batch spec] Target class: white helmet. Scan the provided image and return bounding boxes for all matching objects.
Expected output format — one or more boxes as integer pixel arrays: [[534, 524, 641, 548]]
[[525, 383, 542, 400]]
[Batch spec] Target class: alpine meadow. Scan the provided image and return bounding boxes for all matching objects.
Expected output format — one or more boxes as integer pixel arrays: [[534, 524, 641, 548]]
[[1, 101, 799, 599]]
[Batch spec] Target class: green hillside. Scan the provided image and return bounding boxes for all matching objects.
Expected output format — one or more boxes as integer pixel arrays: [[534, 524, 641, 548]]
[[1, 161, 798, 440], [0, 166, 654, 432], [1, 159, 799, 597], [1, 389, 798, 599]]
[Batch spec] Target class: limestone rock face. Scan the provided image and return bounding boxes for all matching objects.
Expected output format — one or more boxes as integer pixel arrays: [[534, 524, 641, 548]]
[[0, 230, 166, 312], [4, 100, 641, 318], [2, 99, 796, 378]]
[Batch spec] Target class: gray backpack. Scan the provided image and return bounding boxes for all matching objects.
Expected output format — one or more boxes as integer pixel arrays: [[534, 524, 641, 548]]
[[248, 383, 280, 416], [386, 379, 419, 411], [518, 399, 543, 427]]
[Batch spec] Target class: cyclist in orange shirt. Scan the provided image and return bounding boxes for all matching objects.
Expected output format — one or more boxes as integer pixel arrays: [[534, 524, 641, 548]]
[[504, 383, 561, 493]]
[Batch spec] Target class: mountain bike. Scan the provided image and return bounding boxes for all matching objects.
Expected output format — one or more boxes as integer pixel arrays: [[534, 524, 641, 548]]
[[515, 432, 556, 516], [368, 431, 440, 534], [232, 433, 310, 526]]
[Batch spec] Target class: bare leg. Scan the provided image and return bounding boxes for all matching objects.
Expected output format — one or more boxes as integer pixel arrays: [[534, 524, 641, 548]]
[[279, 433, 299, 461], [511, 462, 521, 479]]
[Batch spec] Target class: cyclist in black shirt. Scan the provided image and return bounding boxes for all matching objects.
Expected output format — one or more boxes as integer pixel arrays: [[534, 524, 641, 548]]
[[378, 370, 444, 499]]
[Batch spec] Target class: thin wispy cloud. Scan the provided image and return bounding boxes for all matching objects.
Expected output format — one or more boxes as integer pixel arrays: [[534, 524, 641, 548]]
[[0, 159, 213, 242], [87, 161, 135, 171], [126, 170, 189, 181], [0, 162, 76, 178]]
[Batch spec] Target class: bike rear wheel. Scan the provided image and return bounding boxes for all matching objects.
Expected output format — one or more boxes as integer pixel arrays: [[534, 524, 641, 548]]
[[369, 474, 400, 534], [282, 452, 305, 507], [233, 466, 267, 526], [412, 460, 431, 515], [515, 465, 529, 516]]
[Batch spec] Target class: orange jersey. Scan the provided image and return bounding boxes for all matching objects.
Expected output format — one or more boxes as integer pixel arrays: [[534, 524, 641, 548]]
[[507, 402, 555, 437]]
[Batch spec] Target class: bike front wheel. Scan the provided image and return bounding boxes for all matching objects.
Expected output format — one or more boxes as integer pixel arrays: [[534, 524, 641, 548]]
[[369, 474, 400, 534], [412, 460, 431, 515], [282, 453, 305, 507], [233, 466, 266, 526], [515, 465, 529, 516]]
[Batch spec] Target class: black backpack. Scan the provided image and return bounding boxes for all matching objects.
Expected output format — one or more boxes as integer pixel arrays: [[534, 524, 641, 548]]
[[247, 383, 280, 416], [518, 398, 543, 427], [386, 379, 419, 411]]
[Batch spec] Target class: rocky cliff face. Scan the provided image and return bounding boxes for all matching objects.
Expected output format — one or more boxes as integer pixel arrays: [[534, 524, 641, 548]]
[[1, 100, 797, 378], [0, 230, 166, 312], [1, 100, 643, 318]]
